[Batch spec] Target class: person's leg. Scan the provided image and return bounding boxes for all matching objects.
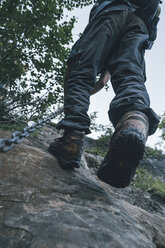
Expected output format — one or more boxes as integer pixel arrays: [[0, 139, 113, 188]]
[[56, 8, 127, 134], [49, 7, 128, 169], [108, 10, 159, 135], [97, 109, 150, 187], [97, 9, 159, 187]]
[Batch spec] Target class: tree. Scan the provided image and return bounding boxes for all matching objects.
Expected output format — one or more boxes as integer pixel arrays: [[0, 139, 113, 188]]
[[158, 113, 165, 141], [0, 0, 93, 121]]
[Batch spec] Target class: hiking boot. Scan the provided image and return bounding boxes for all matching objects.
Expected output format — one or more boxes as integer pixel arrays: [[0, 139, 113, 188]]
[[97, 111, 149, 188], [48, 130, 85, 170]]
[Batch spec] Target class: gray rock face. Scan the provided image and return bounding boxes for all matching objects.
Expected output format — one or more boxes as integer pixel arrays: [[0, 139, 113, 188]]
[[112, 186, 165, 217], [0, 127, 165, 248], [84, 152, 104, 173], [140, 158, 165, 182]]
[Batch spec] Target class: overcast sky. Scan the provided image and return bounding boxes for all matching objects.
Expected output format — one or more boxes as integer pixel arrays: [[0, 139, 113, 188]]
[[66, 3, 165, 149]]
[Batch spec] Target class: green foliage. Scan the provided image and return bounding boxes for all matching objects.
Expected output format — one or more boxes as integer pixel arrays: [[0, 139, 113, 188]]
[[158, 113, 165, 141], [87, 111, 113, 156], [85, 145, 107, 157], [49, 122, 57, 128], [0, 0, 93, 120], [0, 122, 25, 132], [90, 111, 114, 133], [0, 120, 40, 137], [132, 167, 165, 197], [144, 146, 165, 159], [86, 125, 113, 157]]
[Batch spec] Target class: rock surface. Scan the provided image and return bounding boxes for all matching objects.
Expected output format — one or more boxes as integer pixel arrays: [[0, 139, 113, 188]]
[[140, 158, 165, 182], [0, 127, 165, 248]]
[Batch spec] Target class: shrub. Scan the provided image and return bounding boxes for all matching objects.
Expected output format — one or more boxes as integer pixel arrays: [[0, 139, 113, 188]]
[[132, 167, 165, 197]]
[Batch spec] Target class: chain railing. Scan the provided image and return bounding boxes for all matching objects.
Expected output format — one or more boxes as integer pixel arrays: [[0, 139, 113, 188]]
[[0, 107, 64, 152]]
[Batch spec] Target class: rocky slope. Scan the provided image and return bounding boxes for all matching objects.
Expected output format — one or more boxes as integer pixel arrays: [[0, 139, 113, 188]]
[[0, 126, 165, 248]]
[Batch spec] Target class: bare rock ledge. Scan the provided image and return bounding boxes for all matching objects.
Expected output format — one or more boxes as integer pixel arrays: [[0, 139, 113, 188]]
[[0, 128, 165, 248]]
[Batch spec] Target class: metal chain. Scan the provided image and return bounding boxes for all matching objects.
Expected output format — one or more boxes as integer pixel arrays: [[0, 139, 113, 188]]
[[0, 107, 64, 152]]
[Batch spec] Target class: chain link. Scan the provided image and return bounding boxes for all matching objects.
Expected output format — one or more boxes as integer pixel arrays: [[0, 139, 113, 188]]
[[0, 107, 64, 152]]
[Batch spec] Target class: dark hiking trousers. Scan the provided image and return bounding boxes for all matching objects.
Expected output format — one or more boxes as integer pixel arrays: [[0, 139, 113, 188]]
[[56, 4, 159, 135]]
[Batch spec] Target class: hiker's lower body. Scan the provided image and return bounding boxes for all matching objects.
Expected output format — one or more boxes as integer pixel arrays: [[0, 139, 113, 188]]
[[56, 4, 159, 135], [49, 4, 160, 187]]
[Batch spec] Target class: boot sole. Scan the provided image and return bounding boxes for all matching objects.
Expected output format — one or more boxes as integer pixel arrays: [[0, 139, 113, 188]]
[[97, 131, 145, 188]]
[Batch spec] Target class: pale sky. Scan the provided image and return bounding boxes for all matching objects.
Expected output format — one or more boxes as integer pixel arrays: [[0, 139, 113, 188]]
[[66, 3, 165, 149]]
